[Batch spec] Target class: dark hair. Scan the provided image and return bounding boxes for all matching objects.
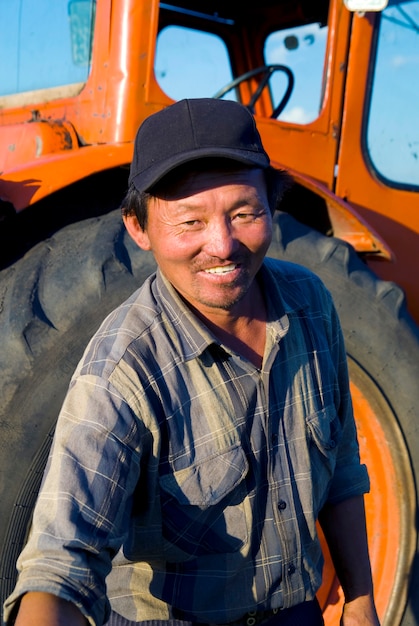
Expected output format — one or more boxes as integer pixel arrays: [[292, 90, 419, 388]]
[[121, 185, 150, 230], [121, 163, 292, 230]]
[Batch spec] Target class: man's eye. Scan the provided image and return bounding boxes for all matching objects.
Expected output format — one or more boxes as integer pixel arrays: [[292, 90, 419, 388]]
[[235, 212, 255, 220], [181, 220, 203, 229]]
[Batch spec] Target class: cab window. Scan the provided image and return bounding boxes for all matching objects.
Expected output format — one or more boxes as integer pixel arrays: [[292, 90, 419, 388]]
[[0, 0, 95, 98], [155, 25, 233, 100], [155, 10, 328, 127], [366, 0, 419, 189], [264, 22, 328, 124]]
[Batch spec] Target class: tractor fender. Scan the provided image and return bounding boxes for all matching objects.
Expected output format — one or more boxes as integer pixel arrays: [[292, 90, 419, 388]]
[[0, 141, 133, 211]]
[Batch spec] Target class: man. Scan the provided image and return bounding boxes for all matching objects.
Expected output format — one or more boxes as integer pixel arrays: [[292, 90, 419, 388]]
[[4, 98, 380, 626]]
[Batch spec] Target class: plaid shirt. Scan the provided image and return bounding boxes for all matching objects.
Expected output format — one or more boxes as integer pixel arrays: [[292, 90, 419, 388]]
[[4, 258, 369, 626]]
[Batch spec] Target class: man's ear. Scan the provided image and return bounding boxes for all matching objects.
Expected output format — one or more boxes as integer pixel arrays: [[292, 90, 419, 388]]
[[123, 214, 152, 251]]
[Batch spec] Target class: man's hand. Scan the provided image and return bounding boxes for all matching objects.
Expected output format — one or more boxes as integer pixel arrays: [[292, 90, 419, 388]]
[[14, 592, 88, 626], [340, 594, 381, 625]]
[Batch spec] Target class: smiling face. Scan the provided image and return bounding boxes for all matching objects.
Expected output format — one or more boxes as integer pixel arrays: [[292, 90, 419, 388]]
[[123, 166, 273, 319]]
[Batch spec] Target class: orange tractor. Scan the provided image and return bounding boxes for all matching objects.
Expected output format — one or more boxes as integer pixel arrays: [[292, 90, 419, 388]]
[[1, 1, 418, 624]]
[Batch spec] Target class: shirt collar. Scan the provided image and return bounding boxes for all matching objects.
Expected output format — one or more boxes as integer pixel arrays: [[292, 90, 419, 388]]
[[261, 257, 310, 317], [154, 269, 221, 362], [154, 258, 306, 363]]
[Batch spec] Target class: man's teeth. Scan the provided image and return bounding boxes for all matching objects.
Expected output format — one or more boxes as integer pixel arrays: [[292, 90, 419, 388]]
[[205, 264, 237, 274]]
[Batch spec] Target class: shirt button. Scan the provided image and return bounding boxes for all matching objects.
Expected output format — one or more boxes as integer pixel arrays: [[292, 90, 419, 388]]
[[271, 433, 278, 445], [278, 500, 287, 511], [287, 564, 296, 576]]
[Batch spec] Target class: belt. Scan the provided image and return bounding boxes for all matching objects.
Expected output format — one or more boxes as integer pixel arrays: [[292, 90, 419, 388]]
[[206, 608, 280, 626]]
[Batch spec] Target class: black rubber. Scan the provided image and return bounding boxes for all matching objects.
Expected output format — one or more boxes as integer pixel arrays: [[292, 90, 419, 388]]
[[0, 209, 418, 625]]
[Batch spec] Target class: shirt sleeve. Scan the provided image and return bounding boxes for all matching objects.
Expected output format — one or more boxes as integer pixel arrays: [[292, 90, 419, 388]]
[[3, 374, 143, 626]]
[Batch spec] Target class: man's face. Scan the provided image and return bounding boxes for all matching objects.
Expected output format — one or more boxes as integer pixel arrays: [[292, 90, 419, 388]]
[[126, 167, 273, 317]]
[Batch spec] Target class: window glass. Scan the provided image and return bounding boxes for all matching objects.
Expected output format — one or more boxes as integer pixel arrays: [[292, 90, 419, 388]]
[[155, 25, 233, 100], [366, 0, 419, 188], [0, 0, 95, 97], [264, 23, 328, 123]]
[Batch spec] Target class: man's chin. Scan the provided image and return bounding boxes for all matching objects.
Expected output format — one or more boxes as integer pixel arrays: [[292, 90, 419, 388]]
[[196, 288, 249, 311]]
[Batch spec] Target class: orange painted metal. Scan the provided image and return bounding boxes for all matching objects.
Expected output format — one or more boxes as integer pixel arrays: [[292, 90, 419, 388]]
[[0, 0, 170, 214], [277, 164, 393, 258], [335, 12, 419, 324], [0, 120, 79, 172], [0, 143, 133, 211], [0, 0, 166, 151]]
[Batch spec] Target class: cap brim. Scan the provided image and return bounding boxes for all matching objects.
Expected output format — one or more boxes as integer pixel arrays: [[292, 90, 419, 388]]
[[129, 146, 270, 193]]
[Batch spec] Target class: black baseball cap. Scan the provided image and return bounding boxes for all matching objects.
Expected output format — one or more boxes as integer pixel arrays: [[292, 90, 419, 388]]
[[128, 98, 270, 193]]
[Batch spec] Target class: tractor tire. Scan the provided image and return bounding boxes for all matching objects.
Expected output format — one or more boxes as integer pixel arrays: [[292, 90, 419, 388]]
[[0, 209, 418, 626]]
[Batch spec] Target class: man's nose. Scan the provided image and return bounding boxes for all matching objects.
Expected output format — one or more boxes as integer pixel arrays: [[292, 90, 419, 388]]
[[203, 218, 239, 258]]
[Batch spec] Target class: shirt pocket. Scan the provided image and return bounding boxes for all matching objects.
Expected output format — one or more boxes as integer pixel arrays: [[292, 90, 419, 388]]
[[159, 444, 250, 558], [306, 406, 342, 505]]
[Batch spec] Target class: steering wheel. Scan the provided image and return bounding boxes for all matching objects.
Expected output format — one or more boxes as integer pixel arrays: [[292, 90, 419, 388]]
[[213, 65, 294, 119]]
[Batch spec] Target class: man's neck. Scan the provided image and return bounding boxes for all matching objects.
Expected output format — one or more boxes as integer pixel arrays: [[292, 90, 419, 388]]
[[190, 282, 267, 368], [205, 316, 266, 368]]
